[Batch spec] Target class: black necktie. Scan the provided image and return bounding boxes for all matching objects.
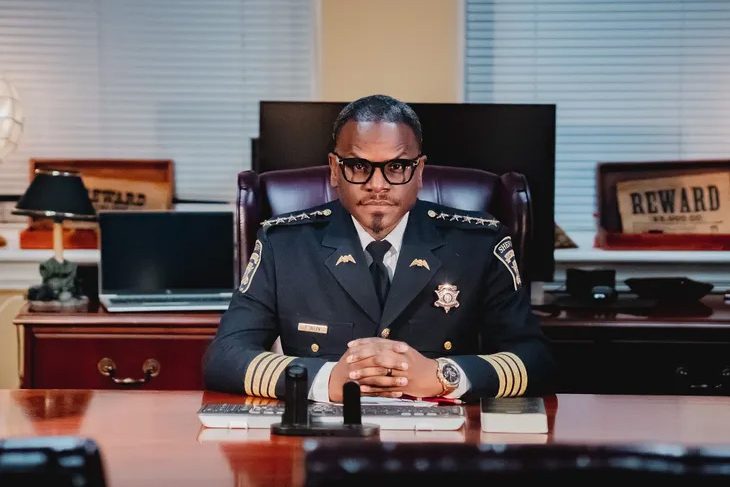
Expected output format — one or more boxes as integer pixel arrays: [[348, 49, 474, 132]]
[[366, 240, 392, 309]]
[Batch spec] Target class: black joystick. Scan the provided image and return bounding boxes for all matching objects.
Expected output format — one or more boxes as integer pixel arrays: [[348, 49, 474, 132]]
[[271, 365, 379, 437], [281, 364, 310, 428]]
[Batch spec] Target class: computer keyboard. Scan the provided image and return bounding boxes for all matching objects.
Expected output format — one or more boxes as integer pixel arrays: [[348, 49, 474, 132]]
[[197, 403, 466, 431]]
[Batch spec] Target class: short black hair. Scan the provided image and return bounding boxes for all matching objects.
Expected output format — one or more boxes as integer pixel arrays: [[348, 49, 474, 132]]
[[332, 94, 423, 150]]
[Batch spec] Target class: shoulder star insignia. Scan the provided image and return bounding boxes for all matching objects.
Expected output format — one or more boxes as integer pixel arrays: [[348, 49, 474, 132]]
[[427, 208, 501, 230], [260, 208, 333, 227]]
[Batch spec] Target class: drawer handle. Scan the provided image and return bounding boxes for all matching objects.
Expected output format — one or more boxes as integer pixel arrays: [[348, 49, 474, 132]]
[[97, 357, 161, 386], [676, 366, 730, 393]]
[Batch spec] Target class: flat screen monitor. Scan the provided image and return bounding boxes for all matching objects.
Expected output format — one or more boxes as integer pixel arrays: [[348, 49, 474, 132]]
[[99, 211, 235, 294], [258, 101, 555, 282]]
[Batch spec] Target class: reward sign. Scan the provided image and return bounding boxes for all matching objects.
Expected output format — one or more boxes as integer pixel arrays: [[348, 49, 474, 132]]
[[82, 175, 172, 211], [617, 172, 730, 234]]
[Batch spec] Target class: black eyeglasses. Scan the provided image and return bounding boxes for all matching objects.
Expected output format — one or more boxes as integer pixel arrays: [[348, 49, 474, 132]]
[[332, 152, 423, 185]]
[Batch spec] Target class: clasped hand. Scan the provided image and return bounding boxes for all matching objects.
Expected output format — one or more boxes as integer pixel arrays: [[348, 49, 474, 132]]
[[328, 337, 442, 402]]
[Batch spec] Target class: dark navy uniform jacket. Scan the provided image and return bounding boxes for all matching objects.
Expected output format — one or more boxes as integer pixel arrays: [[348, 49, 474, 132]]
[[203, 199, 554, 400]]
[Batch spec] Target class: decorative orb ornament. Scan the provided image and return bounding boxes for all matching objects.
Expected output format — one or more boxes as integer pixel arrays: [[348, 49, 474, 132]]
[[0, 78, 24, 160]]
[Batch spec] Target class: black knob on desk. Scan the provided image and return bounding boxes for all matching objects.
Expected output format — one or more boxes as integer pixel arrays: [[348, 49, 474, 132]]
[[342, 381, 361, 426], [282, 364, 309, 427]]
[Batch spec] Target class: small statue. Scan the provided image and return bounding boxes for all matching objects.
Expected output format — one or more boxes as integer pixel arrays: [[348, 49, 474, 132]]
[[27, 258, 88, 311]]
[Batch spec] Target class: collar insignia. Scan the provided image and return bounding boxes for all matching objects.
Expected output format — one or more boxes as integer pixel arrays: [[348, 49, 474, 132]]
[[409, 258, 431, 270], [335, 254, 356, 266]]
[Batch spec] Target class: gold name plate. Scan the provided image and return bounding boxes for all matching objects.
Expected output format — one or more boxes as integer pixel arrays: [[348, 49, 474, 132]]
[[297, 323, 328, 334]]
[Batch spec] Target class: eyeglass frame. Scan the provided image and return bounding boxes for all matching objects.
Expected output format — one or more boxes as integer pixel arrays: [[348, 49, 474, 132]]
[[331, 151, 424, 185]]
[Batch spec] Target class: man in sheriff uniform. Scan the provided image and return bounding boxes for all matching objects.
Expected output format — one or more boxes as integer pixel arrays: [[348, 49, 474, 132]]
[[204, 95, 554, 402]]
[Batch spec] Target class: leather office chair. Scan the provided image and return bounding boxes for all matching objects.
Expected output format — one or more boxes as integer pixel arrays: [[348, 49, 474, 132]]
[[236, 164, 532, 283]]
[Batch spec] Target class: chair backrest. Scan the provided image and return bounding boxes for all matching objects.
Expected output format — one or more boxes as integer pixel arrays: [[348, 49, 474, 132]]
[[236, 164, 532, 282]]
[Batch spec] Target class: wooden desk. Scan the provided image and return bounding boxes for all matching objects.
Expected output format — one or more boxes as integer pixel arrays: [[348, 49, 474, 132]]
[[12, 296, 730, 395], [1, 390, 730, 487], [539, 295, 730, 395], [13, 304, 220, 389]]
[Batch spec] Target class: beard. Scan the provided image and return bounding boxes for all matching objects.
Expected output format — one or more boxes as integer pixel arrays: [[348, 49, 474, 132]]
[[370, 214, 385, 235]]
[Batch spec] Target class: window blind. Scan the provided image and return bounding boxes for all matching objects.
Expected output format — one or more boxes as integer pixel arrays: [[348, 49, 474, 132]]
[[465, 0, 730, 232], [0, 0, 315, 201]]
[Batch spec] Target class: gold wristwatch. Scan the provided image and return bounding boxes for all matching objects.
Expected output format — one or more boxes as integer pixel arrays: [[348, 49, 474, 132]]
[[436, 358, 461, 396]]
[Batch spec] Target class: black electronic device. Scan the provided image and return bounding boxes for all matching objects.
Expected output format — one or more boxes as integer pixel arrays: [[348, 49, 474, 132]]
[[566, 268, 617, 304], [198, 402, 466, 430], [257, 101, 556, 283], [0, 436, 106, 487], [270, 365, 379, 437], [625, 277, 714, 302]]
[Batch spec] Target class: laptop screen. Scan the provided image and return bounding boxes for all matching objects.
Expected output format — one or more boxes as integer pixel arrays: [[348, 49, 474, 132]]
[[99, 211, 235, 294]]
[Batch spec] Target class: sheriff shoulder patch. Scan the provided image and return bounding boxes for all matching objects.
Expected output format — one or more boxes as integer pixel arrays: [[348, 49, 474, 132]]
[[239, 239, 263, 294], [493, 236, 522, 291]]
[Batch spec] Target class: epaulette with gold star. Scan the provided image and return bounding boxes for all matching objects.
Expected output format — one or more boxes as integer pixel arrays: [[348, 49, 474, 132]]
[[260, 208, 332, 229], [427, 208, 501, 229]]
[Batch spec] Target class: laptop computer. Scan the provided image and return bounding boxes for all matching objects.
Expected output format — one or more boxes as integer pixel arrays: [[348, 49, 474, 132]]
[[99, 211, 235, 312]]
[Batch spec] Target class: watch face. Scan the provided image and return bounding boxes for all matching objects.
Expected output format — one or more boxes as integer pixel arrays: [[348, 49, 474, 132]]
[[442, 363, 460, 385]]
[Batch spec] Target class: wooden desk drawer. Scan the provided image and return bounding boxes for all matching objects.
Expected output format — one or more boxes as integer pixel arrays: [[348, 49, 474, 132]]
[[29, 331, 214, 390]]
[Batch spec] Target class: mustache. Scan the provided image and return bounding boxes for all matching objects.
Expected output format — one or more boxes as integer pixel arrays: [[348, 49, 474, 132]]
[[359, 196, 398, 206]]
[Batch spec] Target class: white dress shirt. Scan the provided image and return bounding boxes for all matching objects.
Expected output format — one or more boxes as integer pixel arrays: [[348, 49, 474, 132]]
[[309, 212, 470, 401]]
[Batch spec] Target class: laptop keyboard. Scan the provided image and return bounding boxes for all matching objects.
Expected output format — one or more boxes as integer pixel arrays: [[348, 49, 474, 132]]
[[109, 296, 230, 304]]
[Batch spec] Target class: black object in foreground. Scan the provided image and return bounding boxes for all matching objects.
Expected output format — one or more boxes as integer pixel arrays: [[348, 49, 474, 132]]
[[0, 436, 107, 487], [271, 365, 379, 437], [304, 442, 730, 486]]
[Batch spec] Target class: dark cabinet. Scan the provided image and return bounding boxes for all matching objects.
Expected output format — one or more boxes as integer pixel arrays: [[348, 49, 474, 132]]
[[540, 295, 730, 396]]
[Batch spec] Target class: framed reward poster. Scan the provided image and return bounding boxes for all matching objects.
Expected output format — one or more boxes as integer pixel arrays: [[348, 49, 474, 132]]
[[596, 160, 730, 250], [616, 172, 730, 234]]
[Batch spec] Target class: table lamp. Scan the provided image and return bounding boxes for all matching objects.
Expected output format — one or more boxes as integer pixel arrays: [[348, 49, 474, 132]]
[[13, 168, 96, 311], [0, 77, 25, 248]]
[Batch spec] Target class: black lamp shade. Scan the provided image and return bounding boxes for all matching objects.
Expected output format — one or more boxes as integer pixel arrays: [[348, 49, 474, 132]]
[[13, 169, 96, 221]]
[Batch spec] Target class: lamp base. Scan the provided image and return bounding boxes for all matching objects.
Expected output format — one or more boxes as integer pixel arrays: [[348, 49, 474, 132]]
[[29, 296, 89, 312], [27, 257, 88, 312]]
